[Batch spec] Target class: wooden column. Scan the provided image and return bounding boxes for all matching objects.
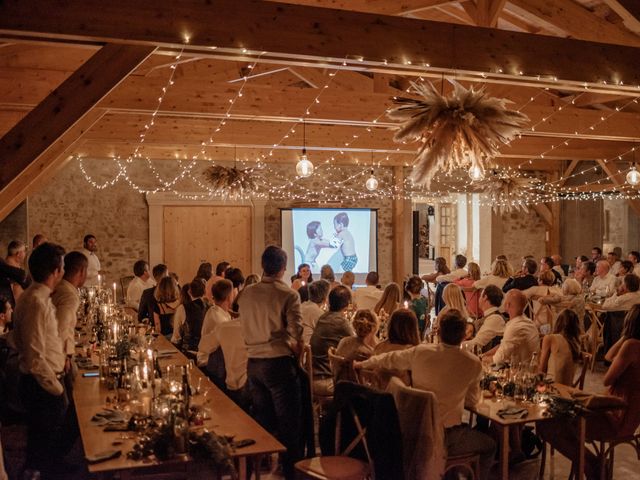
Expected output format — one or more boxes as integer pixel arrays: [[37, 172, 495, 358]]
[[533, 172, 561, 256], [0, 43, 155, 221], [392, 166, 407, 283]]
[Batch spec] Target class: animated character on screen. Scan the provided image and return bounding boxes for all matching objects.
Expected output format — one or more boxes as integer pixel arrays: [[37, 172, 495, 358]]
[[333, 212, 358, 272], [304, 221, 332, 268]]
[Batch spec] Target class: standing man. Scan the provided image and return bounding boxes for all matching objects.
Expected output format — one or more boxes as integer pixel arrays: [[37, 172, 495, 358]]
[[238, 246, 304, 478], [81, 234, 101, 287], [13, 242, 74, 477], [52, 252, 88, 379], [126, 260, 155, 309], [0, 241, 29, 307]]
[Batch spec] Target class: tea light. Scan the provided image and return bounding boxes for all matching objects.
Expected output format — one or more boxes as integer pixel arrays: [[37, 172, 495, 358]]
[[403, 300, 409, 309], [98, 274, 102, 286], [301, 281, 306, 287], [112, 282, 117, 303]]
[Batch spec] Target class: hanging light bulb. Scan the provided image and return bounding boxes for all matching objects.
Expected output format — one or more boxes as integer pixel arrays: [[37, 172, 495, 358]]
[[468, 164, 485, 181], [365, 169, 379, 191], [626, 163, 640, 186], [295, 119, 313, 178], [296, 149, 314, 177]]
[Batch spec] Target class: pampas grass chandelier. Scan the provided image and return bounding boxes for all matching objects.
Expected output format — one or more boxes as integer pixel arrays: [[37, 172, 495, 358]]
[[387, 81, 529, 187]]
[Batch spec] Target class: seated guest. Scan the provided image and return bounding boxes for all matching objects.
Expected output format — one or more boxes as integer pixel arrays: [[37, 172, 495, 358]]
[[405, 275, 428, 334], [138, 263, 168, 323], [541, 256, 562, 286], [373, 282, 402, 319], [205, 261, 230, 302], [170, 284, 190, 345], [356, 310, 496, 480], [590, 260, 616, 298], [291, 263, 313, 291], [176, 279, 209, 352], [591, 246, 603, 263], [310, 285, 353, 395], [538, 304, 640, 479], [300, 280, 330, 344], [436, 254, 467, 283], [503, 258, 538, 293], [320, 264, 340, 289], [0, 241, 29, 308], [607, 251, 621, 276], [523, 270, 561, 299], [340, 271, 355, 291], [627, 251, 640, 276], [421, 256, 450, 284], [126, 260, 155, 309], [576, 260, 596, 290], [224, 267, 245, 308], [196, 262, 213, 283], [198, 279, 233, 368], [538, 309, 581, 385], [153, 276, 180, 337], [374, 309, 421, 354], [473, 258, 510, 290], [601, 273, 640, 311], [435, 283, 471, 330], [244, 273, 260, 287], [551, 254, 566, 280], [336, 309, 379, 361], [539, 278, 585, 323], [464, 322, 476, 341], [455, 262, 481, 318], [353, 271, 383, 311], [0, 296, 11, 333], [463, 285, 505, 352], [483, 289, 540, 365]]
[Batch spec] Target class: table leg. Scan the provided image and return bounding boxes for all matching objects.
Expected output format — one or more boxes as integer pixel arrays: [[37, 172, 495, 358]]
[[501, 425, 510, 480], [577, 416, 586, 480], [238, 457, 247, 480]]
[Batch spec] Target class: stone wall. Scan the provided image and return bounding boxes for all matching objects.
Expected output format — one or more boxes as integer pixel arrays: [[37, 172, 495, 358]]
[[561, 199, 604, 262], [499, 208, 547, 270], [28, 159, 149, 284]]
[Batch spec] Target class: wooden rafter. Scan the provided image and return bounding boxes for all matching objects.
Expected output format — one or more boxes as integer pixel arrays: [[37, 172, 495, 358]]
[[558, 159, 580, 188], [602, 0, 640, 34], [0, 43, 155, 220], [1, 0, 640, 89], [598, 159, 640, 215]]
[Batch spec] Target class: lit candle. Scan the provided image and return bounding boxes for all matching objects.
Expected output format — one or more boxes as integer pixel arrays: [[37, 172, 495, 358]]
[[301, 281, 306, 287], [142, 364, 149, 386], [112, 282, 117, 303], [147, 348, 153, 363], [403, 300, 409, 309], [98, 274, 102, 286]]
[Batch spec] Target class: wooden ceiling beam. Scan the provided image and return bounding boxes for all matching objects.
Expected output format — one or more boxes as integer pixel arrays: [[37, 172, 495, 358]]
[[598, 159, 640, 215], [508, 0, 640, 47], [2, 0, 640, 88], [476, 0, 507, 27], [0, 43, 154, 221], [602, 0, 640, 34], [558, 159, 580, 187]]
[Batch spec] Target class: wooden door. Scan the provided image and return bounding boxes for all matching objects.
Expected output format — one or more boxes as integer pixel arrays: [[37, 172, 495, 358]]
[[163, 206, 252, 285]]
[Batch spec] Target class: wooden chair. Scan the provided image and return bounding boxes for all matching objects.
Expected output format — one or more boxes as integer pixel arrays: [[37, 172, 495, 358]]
[[294, 405, 373, 480], [587, 432, 640, 480], [119, 275, 135, 304], [354, 368, 384, 391], [585, 309, 605, 371], [328, 347, 356, 384], [444, 453, 480, 480], [301, 343, 314, 405], [461, 286, 481, 320], [572, 352, 592, 390]]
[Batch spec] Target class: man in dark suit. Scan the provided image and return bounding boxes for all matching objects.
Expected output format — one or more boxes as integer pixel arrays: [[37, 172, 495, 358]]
[[503, 258, 538, 293], [138, 263, 168, 323]]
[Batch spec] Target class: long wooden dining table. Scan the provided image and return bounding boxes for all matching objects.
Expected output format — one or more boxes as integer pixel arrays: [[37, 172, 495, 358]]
[[73, 335, 285, 479]]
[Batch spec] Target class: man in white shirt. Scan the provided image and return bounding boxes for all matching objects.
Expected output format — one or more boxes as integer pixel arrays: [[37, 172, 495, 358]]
[[607, 251, 622, 276], [198, 279, 233, 367], [484, 289, 540, 365], [590, 260, 617, 298], [436, 254, 468, 283], [300, 279, 330, 344], [551, 254, 566, 280], [13, 242, 74, 475], [351, 271, 382, 311], [126, 260, 155, 309], [51, 251, 88, 386], [80, 234, 101, 286], [628, 251, 640, 277], [237, 246, 304, 477], [356, 309, 496, 480], [601, 274, 640, 311], [464, 285, 505, 352]]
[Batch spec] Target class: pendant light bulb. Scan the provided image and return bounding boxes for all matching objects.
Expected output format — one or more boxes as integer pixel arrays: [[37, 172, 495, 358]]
[[365, 169, 379, 191], [468, 164, 485, 181], [626, 163, 640, 186], [296, 148, 314, 178]]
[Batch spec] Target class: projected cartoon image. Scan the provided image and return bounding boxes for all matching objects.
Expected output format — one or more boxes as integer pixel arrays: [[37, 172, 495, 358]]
[[292, 209, 371, 274]]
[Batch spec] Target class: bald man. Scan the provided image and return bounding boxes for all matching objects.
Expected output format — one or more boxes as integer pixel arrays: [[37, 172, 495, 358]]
[[590, 260, 616, 298], [482, 290, 539, 365]]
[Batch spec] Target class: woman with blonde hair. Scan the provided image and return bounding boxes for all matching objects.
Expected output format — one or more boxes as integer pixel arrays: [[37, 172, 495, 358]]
[[455, 262, 482, 318], [374, 282, 402, 319], [336, 309, 379, 361], [435, 284, 470, 330], [153, 276, 181, 337], [474, 259, 511, 290]]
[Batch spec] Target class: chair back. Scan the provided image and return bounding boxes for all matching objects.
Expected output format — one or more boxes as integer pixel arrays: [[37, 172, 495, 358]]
[[328, 346, 356, 383], [573, 351, 592, 390], [119, 275, 135, 304], [334, 406, 374, 469], [461, 286, 481, 319], [301, 343, 314, 404]]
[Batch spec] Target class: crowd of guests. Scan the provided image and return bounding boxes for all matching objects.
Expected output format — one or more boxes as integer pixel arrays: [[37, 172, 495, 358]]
[[1, 236, 639, 480]]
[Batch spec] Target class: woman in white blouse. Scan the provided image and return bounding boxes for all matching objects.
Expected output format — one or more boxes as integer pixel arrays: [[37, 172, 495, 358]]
[[473, 259, 511, 290]]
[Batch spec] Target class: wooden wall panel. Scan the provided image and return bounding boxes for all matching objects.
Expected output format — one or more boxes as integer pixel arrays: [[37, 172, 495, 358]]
[[163, 206, 252, 285]]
